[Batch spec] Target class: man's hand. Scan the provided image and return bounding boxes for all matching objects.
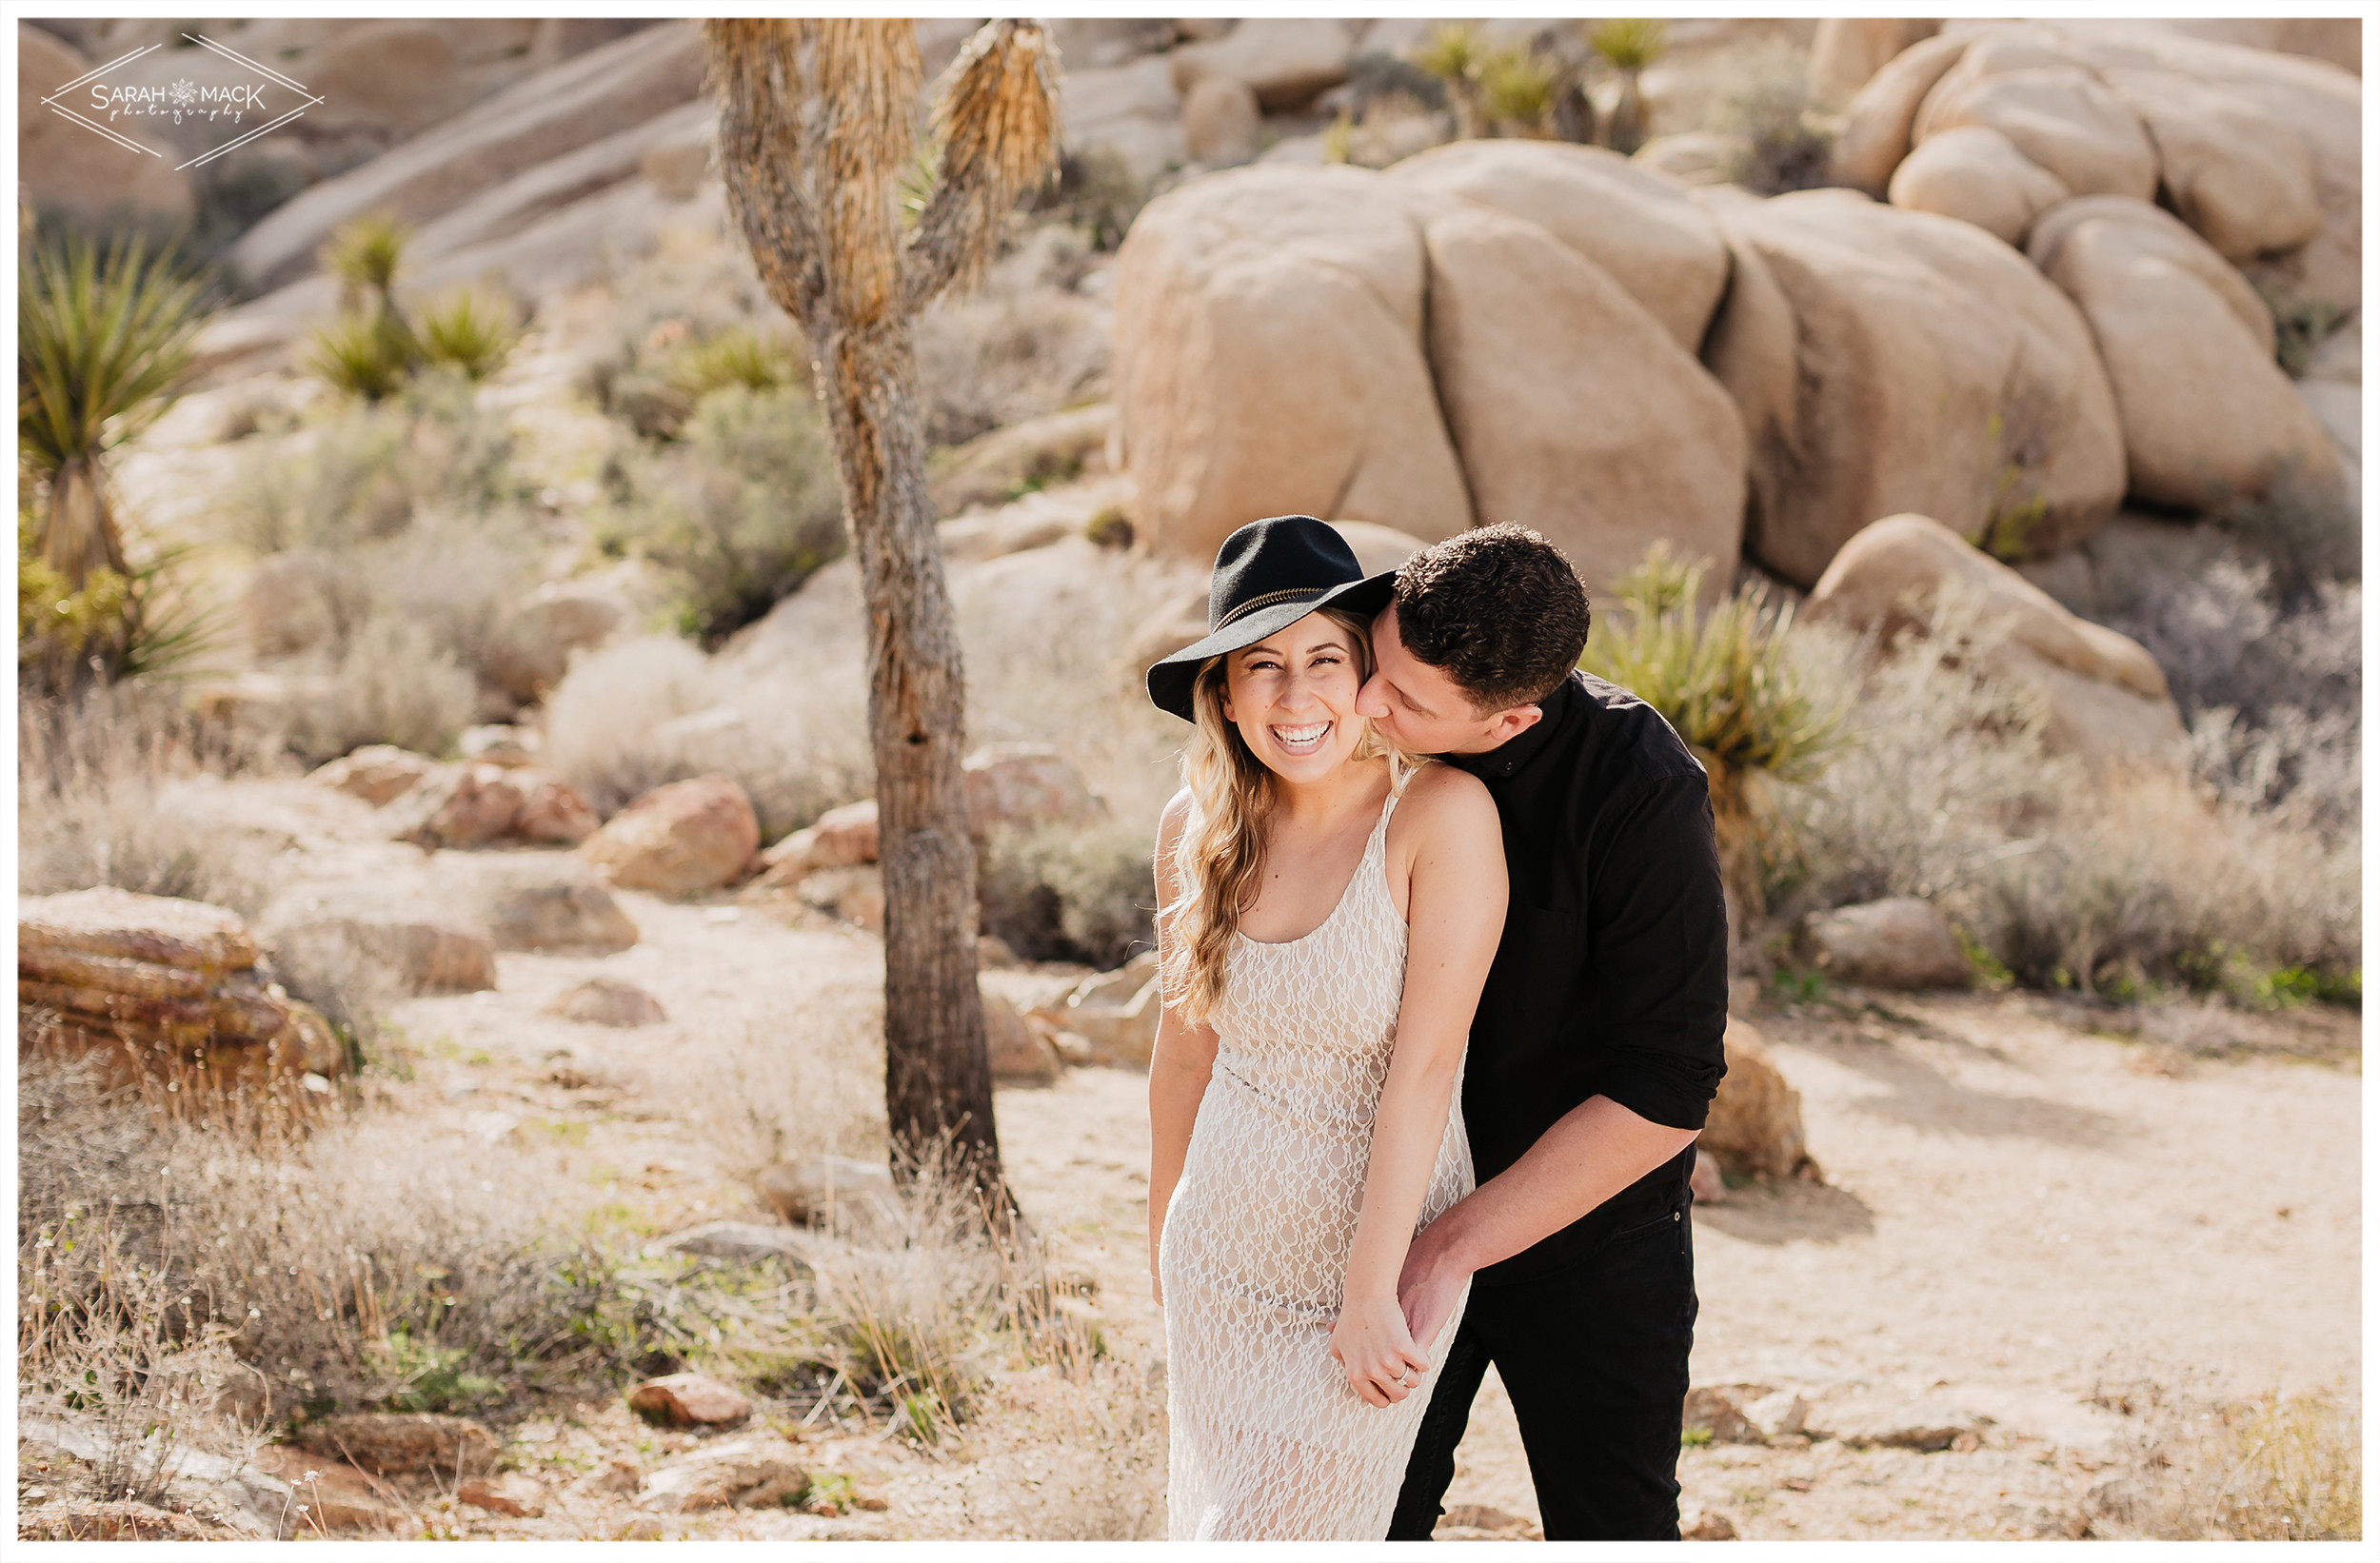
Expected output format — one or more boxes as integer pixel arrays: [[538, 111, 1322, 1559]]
[[1398, 1217, 1474, 1355]]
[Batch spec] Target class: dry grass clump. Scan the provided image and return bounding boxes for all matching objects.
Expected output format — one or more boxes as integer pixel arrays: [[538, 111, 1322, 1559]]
[[2089, 1378, 2361, 1540], [676, 985, 889, 1178], [18, 686, 277, 917], [541, 633, 873, 836], [17, 1049, 616, 1419]]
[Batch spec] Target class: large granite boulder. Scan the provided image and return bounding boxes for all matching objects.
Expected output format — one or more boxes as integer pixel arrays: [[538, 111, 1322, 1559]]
[[17, 24, 194, 227], [1417, 206, 1745, 595], [2028, 197, 2343, 512], [1384, 139, 1733, 354], [1697, 188, 2124, 585], [226, 22, 704, 292], [1808, 513, 2188, 767], [1886, 124, 2071, 247], [1112, 165, 1474, 563]]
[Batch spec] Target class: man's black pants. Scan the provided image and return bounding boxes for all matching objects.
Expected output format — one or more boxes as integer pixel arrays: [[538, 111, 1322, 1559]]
[[1388, 1197, 1696, 1541]]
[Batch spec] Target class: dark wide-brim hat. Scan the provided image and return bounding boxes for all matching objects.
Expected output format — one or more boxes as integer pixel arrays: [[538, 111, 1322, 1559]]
[[1145, 515, 1397, 722]]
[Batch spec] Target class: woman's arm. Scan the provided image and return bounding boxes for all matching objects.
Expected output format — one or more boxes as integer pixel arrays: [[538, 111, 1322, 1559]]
[[1328, 765, 1507, 1408], [1147, 788, 1219, 1304]]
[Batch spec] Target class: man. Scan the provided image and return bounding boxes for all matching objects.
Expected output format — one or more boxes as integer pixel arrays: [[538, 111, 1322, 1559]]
[[1352, 523, 1729, 1541]]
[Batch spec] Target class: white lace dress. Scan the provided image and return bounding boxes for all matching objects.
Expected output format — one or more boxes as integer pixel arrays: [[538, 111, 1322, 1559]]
[[1159, 792, 1475, 1540]]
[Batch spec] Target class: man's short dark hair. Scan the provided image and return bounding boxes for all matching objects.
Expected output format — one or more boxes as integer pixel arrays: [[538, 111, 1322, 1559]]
[[1392, 523, 1591, 712]]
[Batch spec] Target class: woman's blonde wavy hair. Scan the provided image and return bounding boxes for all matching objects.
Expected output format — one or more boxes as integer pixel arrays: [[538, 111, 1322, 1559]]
[[1160, 604, 1416, 1026]]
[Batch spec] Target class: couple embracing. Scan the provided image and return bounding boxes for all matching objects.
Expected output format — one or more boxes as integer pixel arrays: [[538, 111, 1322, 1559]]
[[1143, 515, 1729, 1541]]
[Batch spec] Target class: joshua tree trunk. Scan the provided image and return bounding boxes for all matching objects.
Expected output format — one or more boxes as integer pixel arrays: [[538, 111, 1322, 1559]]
[[1702, 757, 1766, 974], [704, 19, 1058, 1202]]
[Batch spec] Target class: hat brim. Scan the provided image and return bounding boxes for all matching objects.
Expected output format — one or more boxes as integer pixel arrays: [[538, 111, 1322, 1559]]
[[1144, 570, 1398, 722]]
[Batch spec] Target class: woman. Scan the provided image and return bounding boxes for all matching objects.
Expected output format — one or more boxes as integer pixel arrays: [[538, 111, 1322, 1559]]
[[1143, 515, 1508, 1540]]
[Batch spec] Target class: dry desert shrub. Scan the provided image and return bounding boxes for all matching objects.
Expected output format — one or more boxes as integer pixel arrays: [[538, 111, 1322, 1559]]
[[18, 686, 276, 917], [17, 1049, 612, 1417], [674, 985, 889, 1178], [215, 366, 544, 754], [913, 226, 1112, 450], [1768, 586, 2357, 999], [979, 818, 1155, 968], [2089, 1379, 2361, 1541], [1766, 602, 2070, 920], [919, 1357, 1168, 1539], [540, 633, 872, 836]]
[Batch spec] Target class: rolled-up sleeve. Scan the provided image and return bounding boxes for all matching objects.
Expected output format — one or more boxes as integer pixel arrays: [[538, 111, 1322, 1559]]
[[1587, 773, 1730, 1129]]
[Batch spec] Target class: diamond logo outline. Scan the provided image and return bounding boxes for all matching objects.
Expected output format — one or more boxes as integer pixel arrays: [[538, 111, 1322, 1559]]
[[37, 31, 327, 172]]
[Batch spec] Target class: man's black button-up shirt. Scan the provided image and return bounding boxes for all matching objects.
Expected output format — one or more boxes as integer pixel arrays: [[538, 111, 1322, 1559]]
[[1441, 669, 1730, 1285]]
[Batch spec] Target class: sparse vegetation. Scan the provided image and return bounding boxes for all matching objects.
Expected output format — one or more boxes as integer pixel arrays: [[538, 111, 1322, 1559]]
[[592, 382, 848, 643], [1711, 42, 1838, 195], [19, 228, 223, 688], [979, 818, 1157, 968], [1581, 544, 1848, 937]]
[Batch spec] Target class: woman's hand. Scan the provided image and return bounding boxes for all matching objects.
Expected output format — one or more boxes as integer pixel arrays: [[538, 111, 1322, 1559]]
[[1328, 1293, 1431, 1409]]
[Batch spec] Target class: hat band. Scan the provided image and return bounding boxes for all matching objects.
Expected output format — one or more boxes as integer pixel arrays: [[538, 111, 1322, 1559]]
[[1212, 584, 1333, 634]]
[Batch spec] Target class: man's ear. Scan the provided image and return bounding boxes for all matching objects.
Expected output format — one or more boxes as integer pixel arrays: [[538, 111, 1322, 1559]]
[[1488, 703, 1543, 745]]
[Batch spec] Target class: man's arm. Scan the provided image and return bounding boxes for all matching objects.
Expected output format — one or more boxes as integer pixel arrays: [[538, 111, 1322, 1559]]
[[1399, 1097, 1696, 1347], [1399, 771, 1727, 1343]]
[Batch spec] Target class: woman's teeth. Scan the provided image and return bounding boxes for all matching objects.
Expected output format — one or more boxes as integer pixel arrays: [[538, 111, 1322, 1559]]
[[1272, 721, 1331, 752]]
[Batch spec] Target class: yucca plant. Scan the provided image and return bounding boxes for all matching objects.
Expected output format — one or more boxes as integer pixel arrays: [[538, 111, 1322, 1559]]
[[1581, 543, 1847, 939], [1587, 18, 1667, 153], [1413, 21, 1488, 140], [416, 287, 525, 382], [309, 212, 424, 398], [304, 309, 418, 401], [1477, 45, 1561, 138], [320, 209, 410, 319], [19, 230, 216, 590]]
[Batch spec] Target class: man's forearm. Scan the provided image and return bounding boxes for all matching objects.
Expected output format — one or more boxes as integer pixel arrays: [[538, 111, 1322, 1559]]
[[1432, 1095, 1700, 1275]]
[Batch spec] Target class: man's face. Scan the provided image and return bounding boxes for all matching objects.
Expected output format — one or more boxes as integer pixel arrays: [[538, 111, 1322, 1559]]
[[1356, 602, 1542, 756]]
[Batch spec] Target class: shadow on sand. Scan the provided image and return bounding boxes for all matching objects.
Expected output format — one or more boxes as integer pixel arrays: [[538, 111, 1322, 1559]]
[[1693, 1177, 1874, 1246]]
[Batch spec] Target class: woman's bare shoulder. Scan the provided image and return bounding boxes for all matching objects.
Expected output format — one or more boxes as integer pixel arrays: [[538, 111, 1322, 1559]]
[[1398, 761, 1497, 829]]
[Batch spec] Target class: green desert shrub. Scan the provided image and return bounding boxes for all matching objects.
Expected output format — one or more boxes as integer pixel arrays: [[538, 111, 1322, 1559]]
[[593, 382, 848, 643]]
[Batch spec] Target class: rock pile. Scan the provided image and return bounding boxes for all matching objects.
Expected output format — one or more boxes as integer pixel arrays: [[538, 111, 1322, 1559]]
[[18, 888, 344, 1088], [310, 747, 601, 848]]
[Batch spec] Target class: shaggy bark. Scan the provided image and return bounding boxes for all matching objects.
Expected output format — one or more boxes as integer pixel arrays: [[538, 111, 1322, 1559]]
[[704, 20, 1058, 1198]]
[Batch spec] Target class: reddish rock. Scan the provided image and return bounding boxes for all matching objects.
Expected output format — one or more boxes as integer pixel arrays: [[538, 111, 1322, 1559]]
[[628, 1372, 752, 1428], [580, 775, 760, 897], [458, 1474, 546, 1518], [511, 770, 601, 845]]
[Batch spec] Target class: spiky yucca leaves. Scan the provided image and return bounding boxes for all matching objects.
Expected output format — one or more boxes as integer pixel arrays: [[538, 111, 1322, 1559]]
[[1582, 543, 1847, 940], [19, 232, 215, 589], [305, 310, 418, 402], [320, 210, 410, 318], [704, 20, 1061, 1205], [1477, 45, 1560, 136], [1588, 18, 1667, 153], [415, 288, 524, 383], [1414, 22, 1488, 140], [1587, 17, 1669, 71]]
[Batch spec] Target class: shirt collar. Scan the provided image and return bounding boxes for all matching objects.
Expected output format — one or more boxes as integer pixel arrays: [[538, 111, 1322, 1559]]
[[1440, 670, 1581, 782]]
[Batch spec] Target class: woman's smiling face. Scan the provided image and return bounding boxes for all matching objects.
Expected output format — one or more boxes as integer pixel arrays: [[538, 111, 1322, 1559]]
[[1220, 610, 1370, 783]]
